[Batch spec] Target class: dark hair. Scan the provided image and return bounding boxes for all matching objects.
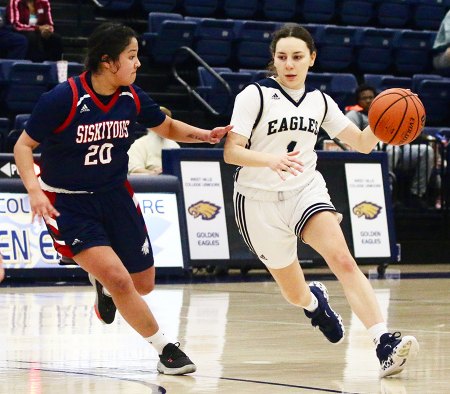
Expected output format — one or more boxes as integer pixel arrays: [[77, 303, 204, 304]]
[[268, 23, 316, 74], [355, 84, 377, 100], [85, 23, 138, 72]]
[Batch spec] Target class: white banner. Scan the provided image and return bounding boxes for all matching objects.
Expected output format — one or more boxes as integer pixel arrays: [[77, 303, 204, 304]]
[[180, 161, 230, 259], [345, 163, 391, 258], [0, 192, 184, 269]]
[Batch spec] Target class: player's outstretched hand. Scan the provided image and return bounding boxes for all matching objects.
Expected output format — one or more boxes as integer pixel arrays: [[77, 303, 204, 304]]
[[28, 189, 60, 223], [269, 150, 304, 180], [207, 125, 234, 144]]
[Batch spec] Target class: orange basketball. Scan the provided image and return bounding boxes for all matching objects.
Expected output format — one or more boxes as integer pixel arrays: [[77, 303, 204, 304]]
[[368, 88, 426, 146]]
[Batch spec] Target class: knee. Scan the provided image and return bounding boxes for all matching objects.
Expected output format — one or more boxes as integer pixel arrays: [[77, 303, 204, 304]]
[[329, 253, 358, 276], [103, 271, 134, 295], [134, 280, 155, 296]]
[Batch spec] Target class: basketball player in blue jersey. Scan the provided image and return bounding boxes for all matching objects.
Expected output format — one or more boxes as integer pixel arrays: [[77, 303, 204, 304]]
[[224, 23, 418, 378], [14, 22, 232, 376]]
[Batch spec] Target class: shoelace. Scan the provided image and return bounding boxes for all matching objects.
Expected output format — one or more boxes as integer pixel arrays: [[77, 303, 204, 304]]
[[164, 342, 184, 359], [377, 332, 402, 360]]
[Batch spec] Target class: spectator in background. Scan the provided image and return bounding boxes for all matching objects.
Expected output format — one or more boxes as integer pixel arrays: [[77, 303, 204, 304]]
[[128, 106, 180, 175], [345, 84, 435, 209], [6, 0, 63, 62], [432, 10, 450, 73], [0, 8, 28, 59]]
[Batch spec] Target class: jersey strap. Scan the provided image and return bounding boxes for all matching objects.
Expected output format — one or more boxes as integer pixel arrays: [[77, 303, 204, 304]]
[[129, 85, 141, 115], [54, 77, 78, 134], [318, 90, 328, 127], [252, 83, 264, 130]]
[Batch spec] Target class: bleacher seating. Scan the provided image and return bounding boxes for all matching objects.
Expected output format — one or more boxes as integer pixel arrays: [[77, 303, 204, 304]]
[[301, 0, 336, 24], [222, 0, 259, 19], [363, 74, 412, 92], [234, 20, 278, 68], [183, 0, 220, 17], [140, 0, 178, 13], [339, 0, 375, 26], [413, 0, 448, 31], [315, 25, 358, 72], [355, 27, 396, 74], [376, 0, 412, 28], [261, 0, 296, 22], [188, 18, 235, 66], [393, 30, 436, 75], [1, 61, 53, 113], [415, 79, 450, 126], [142, 14, 197, 64]]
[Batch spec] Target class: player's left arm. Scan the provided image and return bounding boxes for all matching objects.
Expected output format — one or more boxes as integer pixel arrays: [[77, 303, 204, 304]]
[[336, 123, 380, 154], [152, 116, 233, 144]]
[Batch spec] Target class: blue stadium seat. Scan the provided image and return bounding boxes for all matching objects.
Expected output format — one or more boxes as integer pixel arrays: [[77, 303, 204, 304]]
[[411, 73, 445, 91], [330, 73, 358, 110], [301, 0, 336, 24], [239, 68, 269, 83], [223, 0, 259, 19], [415, 79, 450, 125], [140, 0, 178, 13], [412, 0, 447, 31], [355, 27, 396, 74], [316, 26, 358, 72], [3, 62, 52, 113], [339, 0, 375, 26], [191, 19, 235, 66], [197, 66, 233, 115], [147, 11, 183, 32], [307, 72, 357, 110], [234, 21, 278, 68], [393, 30, 435, 75], [262, 0, 297, 22], [306, 72, 333, 93], [376, 0, 412, 28], [364, 74, 412, 93], [142, 19, 197, 64], [183, 0, 220, 17]]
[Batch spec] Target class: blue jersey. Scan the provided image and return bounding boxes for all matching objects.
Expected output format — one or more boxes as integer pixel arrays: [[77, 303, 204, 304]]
[[26, 72, 165, 192]]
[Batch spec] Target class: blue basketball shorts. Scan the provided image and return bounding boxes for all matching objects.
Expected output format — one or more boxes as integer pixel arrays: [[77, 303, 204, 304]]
[[43, 181, 154, 273]]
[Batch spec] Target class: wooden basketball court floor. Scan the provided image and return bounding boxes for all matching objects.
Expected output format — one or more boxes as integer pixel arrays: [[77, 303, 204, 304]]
[[1, 264, 449, 394]]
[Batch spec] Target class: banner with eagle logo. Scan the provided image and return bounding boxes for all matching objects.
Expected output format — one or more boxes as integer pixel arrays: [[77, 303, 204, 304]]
[[345, 163, 391, 258], [180, 161, 230, 259]]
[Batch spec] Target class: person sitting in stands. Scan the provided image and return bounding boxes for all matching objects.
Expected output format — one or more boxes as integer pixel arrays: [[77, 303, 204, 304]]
[[345, 84, 435, 209], [432, 10, 450, 74], [128, 106, 180, 175], [0, 8, 28, 59], [6, 0, 63, 62]]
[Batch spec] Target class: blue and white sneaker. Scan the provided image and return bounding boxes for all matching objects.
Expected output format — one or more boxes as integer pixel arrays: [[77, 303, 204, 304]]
[[304, 281, 345, 344], [377, 332, 419, 378]]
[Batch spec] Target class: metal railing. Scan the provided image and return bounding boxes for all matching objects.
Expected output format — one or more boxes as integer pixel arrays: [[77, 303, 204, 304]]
[[171, 46, 232, 116]]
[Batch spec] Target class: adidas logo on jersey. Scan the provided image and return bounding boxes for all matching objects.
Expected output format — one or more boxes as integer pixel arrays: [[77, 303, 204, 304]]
[[259, 254, 268, 260], [271, 93, 280, 100], [80, 104, 90, 113]]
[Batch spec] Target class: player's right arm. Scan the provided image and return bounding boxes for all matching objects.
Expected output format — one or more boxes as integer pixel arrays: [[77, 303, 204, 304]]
[[223, 85, 303, 180], [14, 133, 60, 223]]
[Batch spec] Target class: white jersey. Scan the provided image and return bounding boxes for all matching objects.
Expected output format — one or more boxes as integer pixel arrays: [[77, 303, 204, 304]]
[[230, 77, 351, 192]]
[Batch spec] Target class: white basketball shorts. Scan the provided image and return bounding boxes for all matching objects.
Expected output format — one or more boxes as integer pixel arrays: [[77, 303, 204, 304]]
[[233, 171, 342, 269]]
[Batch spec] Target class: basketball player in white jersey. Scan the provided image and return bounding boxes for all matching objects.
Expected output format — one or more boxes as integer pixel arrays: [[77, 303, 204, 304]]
[[224, 23, 418, 378]]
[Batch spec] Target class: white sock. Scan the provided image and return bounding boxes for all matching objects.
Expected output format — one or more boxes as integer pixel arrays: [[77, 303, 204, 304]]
[[145, 330, 170, 354], [304, 292, 319, 312], [368, 322, 388, 346]]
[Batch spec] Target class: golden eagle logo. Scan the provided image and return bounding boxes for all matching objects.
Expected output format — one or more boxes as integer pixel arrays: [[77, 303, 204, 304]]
[[352, 201, 382, 219], [188, 201, 220, 220]]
